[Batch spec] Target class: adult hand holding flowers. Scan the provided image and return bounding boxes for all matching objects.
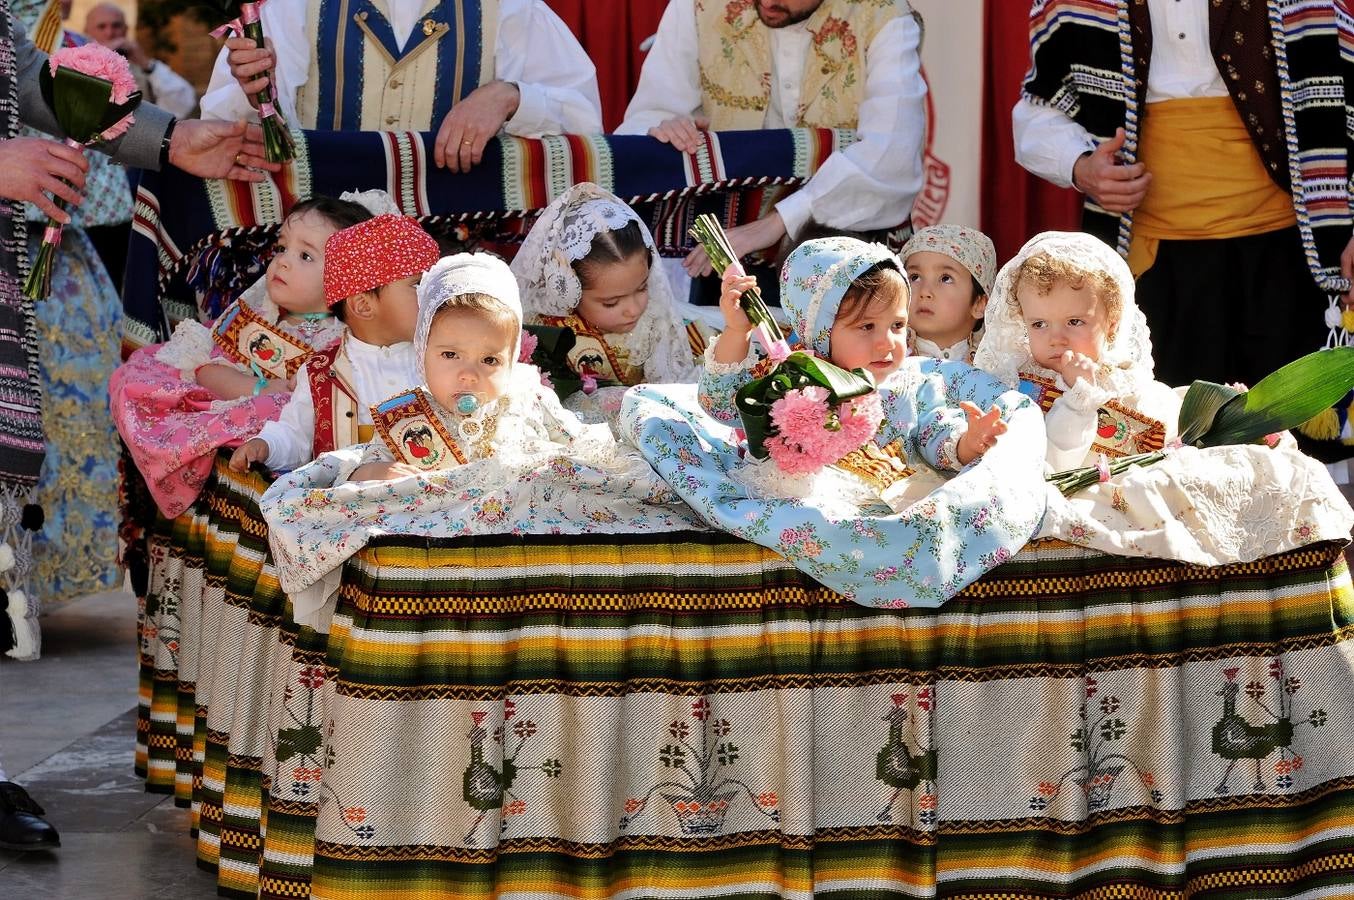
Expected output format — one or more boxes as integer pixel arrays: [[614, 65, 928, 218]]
[[167, 119, 280, 181], [0, 136, 88, 223]]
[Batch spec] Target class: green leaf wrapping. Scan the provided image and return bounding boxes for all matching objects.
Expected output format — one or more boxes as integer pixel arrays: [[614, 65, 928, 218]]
[[1189, 348, 1354, 448], [734, 351, 875, 459], [42, 66, 112, 142], [520, 323, 612, 403], [1048, 347, 1354, 495]]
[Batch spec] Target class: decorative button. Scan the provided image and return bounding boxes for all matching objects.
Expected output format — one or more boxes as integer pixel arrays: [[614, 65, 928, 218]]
[[389, 78, 402, 89], [422, 18, 436, 36], [345, 411, 355, 418], [385, 115, 398, 125], [1178, 32, 1186, 39]]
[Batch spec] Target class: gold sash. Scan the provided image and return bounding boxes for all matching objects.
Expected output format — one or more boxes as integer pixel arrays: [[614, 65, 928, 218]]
[[1129, 97, 1296, 277]]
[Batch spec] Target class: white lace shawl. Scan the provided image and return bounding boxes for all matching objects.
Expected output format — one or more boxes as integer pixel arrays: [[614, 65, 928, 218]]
[[511, 182, 699, 383], [973, 231, 1156, 398]]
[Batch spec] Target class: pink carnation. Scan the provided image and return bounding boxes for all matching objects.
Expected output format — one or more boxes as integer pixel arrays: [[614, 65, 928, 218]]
[[764, 386, 882, 476], [517, 331, 538, 364], [48, 43, 138, 140]]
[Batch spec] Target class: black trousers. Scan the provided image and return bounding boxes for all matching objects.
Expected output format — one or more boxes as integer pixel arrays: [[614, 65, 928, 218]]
[[1134, 225, 1329, 390]]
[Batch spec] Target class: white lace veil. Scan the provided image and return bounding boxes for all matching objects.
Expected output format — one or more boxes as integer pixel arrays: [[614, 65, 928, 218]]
[[511, 182, 699, 383], [973, 231, 1155, 396], [339, 188, 402, 217]]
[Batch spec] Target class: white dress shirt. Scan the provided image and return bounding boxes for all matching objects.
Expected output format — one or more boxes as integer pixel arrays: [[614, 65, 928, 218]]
[[257, 335, 418, 471], [200, 0, 602, 137], [617, 0, 926, 238], [912, 333, 975, 364], [1013, 0, 1227, 187]]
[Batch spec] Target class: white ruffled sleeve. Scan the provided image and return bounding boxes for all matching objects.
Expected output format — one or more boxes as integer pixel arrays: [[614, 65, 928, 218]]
[[1045, 378, 1113, 471], [154, 319, 219, 379]]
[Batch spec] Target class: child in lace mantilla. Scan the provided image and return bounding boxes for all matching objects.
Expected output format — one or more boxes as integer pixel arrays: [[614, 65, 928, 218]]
[[512, 183, 707, 426], [975, 231, 1354, 566]]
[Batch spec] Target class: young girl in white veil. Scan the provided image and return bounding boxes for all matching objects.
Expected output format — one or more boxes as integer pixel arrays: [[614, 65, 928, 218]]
[[512, 183, 705, 425], [975, 231, 1181, 470], [974, 231, 1352, 565]]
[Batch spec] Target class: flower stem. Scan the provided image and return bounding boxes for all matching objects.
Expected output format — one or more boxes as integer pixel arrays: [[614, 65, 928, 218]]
[[689, 214, 784, 348]]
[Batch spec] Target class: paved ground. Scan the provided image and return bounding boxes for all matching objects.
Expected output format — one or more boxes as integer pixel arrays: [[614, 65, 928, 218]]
[[0, 588, 219, 899]]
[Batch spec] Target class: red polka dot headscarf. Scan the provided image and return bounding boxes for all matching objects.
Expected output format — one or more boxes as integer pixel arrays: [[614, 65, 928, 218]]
[[323, 214, 440, 306]]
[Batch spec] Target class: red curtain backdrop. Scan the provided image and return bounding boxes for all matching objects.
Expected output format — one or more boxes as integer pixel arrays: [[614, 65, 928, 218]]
[[549, 0, 1082, 260], [980, 1, 1082, 262], [543, 0, 669, 132]]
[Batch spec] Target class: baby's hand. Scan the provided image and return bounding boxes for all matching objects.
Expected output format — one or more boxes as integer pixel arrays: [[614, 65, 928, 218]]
[[230, 438, 270, 472], [718, 268, 757, 335], [1054, 350, 1097, 387], [956, 401, 1008, 465], [260, 376, 295, 396]]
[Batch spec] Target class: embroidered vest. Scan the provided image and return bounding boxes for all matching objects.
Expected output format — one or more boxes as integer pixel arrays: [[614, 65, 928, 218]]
[[307, 341, 363, 454], [538, 314, 644, 387], [1018, 373, 1167, 459], [298, 0, 498, 131], [211, 300, 320, 379], [371, 387, 475, 471], [1022, 0, 1350, 293], [694, 0, 907, 131]]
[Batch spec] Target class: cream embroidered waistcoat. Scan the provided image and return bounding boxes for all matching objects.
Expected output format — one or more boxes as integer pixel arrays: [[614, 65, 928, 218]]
[[694, 0, 908, 131]]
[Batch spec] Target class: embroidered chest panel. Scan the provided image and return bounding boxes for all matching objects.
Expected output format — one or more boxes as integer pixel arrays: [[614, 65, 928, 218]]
[[211, 300, 318, 379], [370, 387, 472, 471], [1019, 373, 1167, 458], [539, 314, 644, 387]]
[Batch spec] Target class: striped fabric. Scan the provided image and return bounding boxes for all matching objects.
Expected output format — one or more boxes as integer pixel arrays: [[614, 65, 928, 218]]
[[132, 454, 1354, 898]]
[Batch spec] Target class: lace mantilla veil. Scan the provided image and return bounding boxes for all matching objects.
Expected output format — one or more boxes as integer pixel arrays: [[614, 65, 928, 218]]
[[973, 231, 1156, 398], [511, 182, 700, 383]]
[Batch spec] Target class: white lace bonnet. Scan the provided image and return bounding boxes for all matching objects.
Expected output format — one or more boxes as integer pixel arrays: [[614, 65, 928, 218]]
[[973, 230, 1155, 396], [413, 253, 523, 385]]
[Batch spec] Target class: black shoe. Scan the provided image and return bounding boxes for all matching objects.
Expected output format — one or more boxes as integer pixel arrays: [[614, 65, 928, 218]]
[[0, 781, 60, 851]]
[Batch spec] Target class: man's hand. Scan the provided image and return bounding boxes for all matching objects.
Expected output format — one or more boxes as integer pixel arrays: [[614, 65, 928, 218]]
[[956, 402, 1008, 465], [648, 115, 710, 154], [433, 81, 520, 172], [169, 120, 281, 182], [0, 137, 88, 223], [108, 36, 151, 71], [1340, 234, 1354, 307], [683, 212, 787, 278], [1071, 128, 1151, 213], [225, 35, 275, 99]]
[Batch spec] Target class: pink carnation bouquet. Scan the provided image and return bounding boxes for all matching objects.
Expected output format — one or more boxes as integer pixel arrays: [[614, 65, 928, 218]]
[[764, 387, 884, 476], [23, 42, 142, 300], [688, 213, 882, 478]]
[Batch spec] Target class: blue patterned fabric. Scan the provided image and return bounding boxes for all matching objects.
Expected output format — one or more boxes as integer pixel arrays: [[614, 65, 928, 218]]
[[621, 361, 1049, 609], [28, 228, 122, 603]]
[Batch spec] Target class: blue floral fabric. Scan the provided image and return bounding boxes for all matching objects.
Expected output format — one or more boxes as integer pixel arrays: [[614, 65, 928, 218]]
[[621, 358, 1049, 609]]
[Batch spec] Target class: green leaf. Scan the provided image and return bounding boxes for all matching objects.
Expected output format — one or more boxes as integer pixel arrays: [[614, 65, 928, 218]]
[[47, 66, 114, 143], [1192, 348, 1354, 448], [734, 351, 877, 459], [1176, 381, 1241, 446]]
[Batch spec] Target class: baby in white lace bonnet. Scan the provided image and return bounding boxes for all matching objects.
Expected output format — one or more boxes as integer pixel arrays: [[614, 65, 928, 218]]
[[973, 231, 1182, 471], [511, 183, 703, 424]]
